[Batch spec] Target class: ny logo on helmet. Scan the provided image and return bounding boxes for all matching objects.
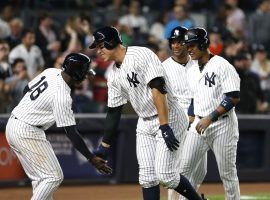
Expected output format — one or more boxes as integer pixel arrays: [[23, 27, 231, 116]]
[[205, 72, 216, 87], [174, 29, 179, 36], [127, 72, 140, 87]]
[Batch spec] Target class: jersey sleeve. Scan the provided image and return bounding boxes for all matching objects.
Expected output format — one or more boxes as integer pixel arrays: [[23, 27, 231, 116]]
[[107, 74, 127, 108], [142, 48, 165, 84], [52, 91, 76, 127], [220, 60, 240, 93]]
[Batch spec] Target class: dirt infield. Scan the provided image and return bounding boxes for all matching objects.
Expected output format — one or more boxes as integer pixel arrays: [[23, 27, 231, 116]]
[[0, 182, 269, 200]]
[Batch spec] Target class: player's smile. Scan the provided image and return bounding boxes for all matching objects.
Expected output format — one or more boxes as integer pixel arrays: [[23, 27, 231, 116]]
[[186, 44, 198, 59]]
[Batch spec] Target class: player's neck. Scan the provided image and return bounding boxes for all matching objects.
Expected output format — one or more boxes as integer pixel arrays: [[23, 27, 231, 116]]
[[172, 55, 189, 66], [113, 45, 127, 67], [61, 71, 72, 87], [198, 52, 214, 72]]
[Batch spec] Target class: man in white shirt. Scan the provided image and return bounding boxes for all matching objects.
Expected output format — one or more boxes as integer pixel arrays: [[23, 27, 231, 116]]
[[9, 29, 45, 79]]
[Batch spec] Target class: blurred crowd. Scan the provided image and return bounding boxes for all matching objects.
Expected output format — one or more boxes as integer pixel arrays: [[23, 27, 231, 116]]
[[0, 0, 270, 114]]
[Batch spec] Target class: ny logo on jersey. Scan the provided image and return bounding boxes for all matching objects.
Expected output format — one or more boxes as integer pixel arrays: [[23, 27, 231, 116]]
[[205, 72, 216, 87], [127, 72, 140, 87]]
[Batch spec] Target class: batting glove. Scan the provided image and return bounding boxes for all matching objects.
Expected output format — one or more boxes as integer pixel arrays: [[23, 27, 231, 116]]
[[93, 144, 109, 160], [159, 124, 179, 151]]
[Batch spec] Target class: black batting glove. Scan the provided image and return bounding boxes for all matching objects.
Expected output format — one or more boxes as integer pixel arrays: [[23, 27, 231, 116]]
[[93, 144, 109, 160], [159, 124, 179, 151]]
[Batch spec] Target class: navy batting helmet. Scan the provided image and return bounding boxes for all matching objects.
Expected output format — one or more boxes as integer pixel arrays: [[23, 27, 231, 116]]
[[89, 26, 122, 50], [168, 26, 188, 49], [183, 27, 210, 51], [62, 53, 95, 82]]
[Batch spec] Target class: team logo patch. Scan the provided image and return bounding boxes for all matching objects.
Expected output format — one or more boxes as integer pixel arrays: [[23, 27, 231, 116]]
[[174, 29, 179, 36], [127, 72, 140, 87], [96, 32, 105, 41], [204, 72, 216, 87]]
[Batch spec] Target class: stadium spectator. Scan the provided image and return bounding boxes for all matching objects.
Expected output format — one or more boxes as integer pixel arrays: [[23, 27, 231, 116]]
[[61, 15, 92, 54], [149, 11, 168, 43], [5, 18, 24, 49], [105, 0, 128, 25], [91, 55, 112, 113], [118, 0, 149, 45], [221, 37, 245, 64], [224, 0, 247, 39], [164, 4, 195, 39], [4, 58, 30, 112], [251, 44, 270, 103], [0, 39, 11, 77], [0, 39, 11, 113], [35, 11, 61, 67], [0, 6, 11, 39], [9, 29, 45, 79], [208, 26, 224, 55], [248, 0, 270, 56], [234, 51, 269, 114]]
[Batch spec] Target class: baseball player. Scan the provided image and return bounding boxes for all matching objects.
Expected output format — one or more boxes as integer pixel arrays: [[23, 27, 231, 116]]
[[89, 26, 203, 200], [182, 27, 241, 200], [163, 26, 207, 200], [5, 53, 112, 200]]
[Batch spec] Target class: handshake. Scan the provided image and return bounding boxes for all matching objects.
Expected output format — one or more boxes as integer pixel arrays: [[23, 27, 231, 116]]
[[90, 142, 111, 175], [93, 143, 110, 160]]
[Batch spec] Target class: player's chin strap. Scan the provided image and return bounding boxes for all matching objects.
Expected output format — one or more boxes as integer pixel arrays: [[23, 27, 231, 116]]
[[208, 91, 240, 122]]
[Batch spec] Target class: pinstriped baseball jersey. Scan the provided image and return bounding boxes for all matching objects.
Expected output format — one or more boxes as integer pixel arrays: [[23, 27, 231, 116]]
[[106, 46, 188, 190], [163, 56, 208, 200], [162, 56, 197, 111], [190, 55, 240, 117], [186, 54, 241, 199], [12, 68, 76, 130], [107, 46, 180, 118]]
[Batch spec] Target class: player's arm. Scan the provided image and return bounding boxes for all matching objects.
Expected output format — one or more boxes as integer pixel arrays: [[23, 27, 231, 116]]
[[148, 77, 168, 125], [102, 105, 123, 146], [207, 91, 240, 122], [94, 105, 123, 158], [63, 125, 95, 160], [63, 125, 112, 174], [196, 91, 240, 134], [148, 77, 179, 151]]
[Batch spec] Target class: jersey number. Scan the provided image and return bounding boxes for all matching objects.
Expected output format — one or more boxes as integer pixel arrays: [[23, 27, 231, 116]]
[[30, 76, 48, 100]]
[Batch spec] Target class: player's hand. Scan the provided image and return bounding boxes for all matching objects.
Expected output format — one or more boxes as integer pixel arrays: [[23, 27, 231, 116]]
[[93, 144, 109, 160], [159, 124, 179, 151], [89, 156, 112, 175], [195, 117, 212, 135], [187, 116, 195, 130]]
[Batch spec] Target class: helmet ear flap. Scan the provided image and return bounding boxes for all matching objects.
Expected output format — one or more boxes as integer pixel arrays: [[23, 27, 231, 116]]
[[199, 35, 210, 51]]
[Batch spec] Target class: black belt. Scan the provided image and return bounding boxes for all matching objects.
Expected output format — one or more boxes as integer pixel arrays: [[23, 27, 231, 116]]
[[143, 114, 158, 121], [198, 115, 228, 120], [12, 115, 43, 129]]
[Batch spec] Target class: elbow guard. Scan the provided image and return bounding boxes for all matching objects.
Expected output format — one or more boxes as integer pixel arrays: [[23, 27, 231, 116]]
[[148, 77, 167, 94]]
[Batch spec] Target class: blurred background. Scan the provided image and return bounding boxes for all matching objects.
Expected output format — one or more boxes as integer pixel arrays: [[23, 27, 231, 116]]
[[0, 0, 270, 192]]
